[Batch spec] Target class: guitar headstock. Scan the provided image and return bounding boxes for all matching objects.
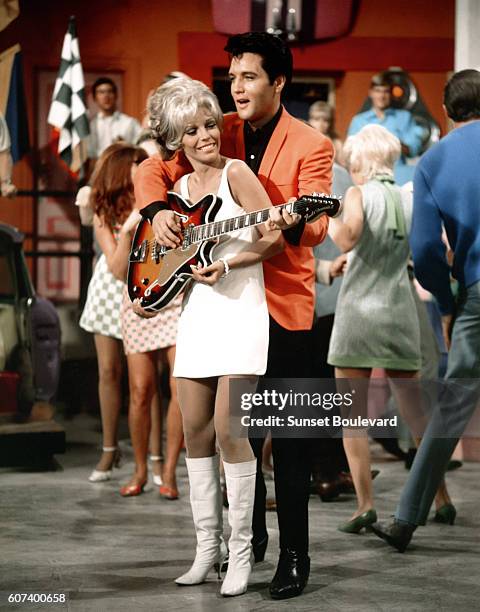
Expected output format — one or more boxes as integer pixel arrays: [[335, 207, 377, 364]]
[[295, 193, 342, 223]]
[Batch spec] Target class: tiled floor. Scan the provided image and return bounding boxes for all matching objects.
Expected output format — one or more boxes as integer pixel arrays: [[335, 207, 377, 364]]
[[1, 413, 479, 611]]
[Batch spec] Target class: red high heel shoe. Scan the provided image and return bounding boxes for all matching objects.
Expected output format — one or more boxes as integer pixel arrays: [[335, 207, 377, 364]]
[[120, 480, 147, 497], [159, 485, 179, 500]]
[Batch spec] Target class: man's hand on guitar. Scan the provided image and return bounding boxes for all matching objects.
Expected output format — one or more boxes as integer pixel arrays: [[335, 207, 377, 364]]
[[268, 198, 301, 230], [132, 298, 158, 319], [152, 210, 182, 248], [190, 261, 225, 286]]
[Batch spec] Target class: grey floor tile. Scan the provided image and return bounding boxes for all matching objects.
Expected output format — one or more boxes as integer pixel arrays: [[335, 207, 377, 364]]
[[1, 414, 479, 611]]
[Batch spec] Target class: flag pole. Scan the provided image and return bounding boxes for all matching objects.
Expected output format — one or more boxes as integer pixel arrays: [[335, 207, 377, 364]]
[[47, 16, 93, 307], [47, 15, 90, 178]]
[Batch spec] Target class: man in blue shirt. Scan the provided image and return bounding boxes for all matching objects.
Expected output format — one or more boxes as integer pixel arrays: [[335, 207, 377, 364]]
[[371, 69, 480, 552], [348, 72, 424, 185]]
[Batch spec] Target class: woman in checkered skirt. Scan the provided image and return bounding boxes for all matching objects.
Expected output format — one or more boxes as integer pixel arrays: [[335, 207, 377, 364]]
[[80, 144, 178, 491], [120, 290, 183, 498]]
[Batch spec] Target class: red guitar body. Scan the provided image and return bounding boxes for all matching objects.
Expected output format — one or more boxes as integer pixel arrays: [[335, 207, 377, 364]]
[[128, 190, 340, 312], [128, 192, 221, 312]]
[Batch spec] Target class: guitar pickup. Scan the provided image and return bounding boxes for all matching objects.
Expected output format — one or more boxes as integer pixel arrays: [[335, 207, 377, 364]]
[[151, 241, 167, 264], [129, 239, 148, 263]]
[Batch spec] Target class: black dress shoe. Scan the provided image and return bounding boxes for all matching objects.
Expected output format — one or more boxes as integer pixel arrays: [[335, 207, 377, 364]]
[[338, 470, 380, 494], [316, 479, 341, 502], [370, 520, 416, 553], [252, 532, 268, 563], [314, 470, 380, 502], [269, 549, 310, 600]]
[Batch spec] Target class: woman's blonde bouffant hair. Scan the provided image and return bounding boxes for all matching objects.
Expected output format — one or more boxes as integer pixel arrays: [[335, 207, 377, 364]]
[[147, 77, 223, 159], [343, 124, 401, 180]]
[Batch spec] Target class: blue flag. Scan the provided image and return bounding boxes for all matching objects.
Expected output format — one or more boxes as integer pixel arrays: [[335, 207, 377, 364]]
[[0, 44, 30, 163]]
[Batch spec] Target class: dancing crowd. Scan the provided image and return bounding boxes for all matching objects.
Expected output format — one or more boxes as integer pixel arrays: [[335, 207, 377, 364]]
[[77, 31, 480, 600]]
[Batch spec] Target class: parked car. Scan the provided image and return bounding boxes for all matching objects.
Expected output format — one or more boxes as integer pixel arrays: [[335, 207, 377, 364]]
[[0, 223, 64, 465]]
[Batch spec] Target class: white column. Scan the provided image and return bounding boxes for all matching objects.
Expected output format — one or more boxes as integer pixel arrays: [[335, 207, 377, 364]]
[[455, 0, 480, 71]]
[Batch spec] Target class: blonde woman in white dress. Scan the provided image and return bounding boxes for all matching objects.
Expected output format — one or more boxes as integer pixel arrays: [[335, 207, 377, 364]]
[[135, 78, 284, 596]]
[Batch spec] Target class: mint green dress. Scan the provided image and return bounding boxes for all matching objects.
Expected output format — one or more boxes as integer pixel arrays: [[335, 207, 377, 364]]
[[328, 178, 421, 371]]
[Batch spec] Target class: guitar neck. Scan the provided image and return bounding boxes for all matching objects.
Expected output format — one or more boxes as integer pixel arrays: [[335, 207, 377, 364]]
[[190, 200, 308, 244]]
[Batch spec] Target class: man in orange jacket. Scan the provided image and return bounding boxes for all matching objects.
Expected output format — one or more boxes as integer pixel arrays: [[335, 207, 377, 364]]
[[135, 32, 333, 599]]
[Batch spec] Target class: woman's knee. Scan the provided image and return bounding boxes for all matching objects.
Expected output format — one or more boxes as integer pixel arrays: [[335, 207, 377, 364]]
[[98, 362, 122, 385], [216, 430, 251, 459], [183, 420, 211, 443], [183, 426, 215, 457], [129, 377, 154, 410]]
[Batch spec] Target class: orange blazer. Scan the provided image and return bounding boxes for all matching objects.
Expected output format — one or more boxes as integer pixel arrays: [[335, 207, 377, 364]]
[[135, 108, 333, 330]]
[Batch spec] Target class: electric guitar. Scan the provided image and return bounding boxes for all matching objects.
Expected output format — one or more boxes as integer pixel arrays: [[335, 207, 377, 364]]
[[128, 191, 341, 312]]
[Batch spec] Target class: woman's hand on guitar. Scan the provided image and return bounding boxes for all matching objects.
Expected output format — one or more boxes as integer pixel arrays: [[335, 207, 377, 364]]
[[190, 261, 225, 286], [152, 210, 182, 248], [132, 298, 158, 319]]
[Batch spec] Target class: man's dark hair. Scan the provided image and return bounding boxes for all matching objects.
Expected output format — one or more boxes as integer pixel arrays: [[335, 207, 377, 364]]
[[370, 71, 392, 89], [92, 77, 117, 98], [224, 32, 293, 86], [444, 69, 480, 122]]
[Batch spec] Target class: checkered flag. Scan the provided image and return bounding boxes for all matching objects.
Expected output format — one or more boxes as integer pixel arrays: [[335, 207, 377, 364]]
[[47, 16, 89, 173]]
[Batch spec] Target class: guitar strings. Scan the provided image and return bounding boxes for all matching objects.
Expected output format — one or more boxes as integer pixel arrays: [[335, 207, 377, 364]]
[[142, 204, 282, 249], [142, 196, 338, 249]]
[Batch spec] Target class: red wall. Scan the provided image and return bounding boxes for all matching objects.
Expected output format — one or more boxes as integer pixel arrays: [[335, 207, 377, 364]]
[[177, 0, 455, 137], [0, 0, 454, 242], [0, 0, 214, 238], [339, 0, 455, 136]]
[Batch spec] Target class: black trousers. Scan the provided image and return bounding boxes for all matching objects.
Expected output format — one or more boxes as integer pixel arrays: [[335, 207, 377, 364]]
[[250, 316, 316, 554], [310, 314, 349, 480]]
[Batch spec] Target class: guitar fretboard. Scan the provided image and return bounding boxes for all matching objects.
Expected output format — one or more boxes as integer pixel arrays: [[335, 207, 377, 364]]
[[191, 206, 272, 243], [189, 198, 335, 244]]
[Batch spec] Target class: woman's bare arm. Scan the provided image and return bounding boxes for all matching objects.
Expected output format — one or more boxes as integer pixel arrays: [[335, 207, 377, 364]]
[[226, 161, 284, 267], [328, 185, 364, 253], [94, 213, 137, 281], [190, 161, 284, 286]]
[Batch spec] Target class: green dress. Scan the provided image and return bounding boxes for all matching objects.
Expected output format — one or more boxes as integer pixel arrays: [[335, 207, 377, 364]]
[[328, 177, 421, 371]]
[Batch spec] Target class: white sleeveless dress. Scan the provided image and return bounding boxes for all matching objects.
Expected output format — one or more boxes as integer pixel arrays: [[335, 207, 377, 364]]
[[173, 159, 269, 378]]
